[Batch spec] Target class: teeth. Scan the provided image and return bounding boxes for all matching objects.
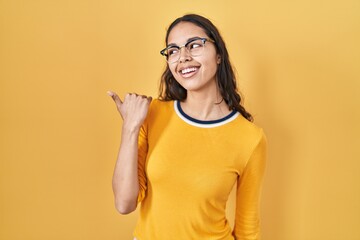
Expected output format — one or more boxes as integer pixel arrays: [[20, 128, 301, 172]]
[[181, 67, 197, 74]]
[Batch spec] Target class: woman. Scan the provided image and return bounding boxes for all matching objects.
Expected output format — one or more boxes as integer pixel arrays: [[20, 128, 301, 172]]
[[108, 14, 267, 240]]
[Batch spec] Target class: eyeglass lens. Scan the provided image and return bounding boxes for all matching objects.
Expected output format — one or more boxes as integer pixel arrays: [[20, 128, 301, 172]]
[[166, 39, 205, 63]]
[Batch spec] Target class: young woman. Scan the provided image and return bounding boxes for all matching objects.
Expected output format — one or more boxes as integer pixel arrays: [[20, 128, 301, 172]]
[[108, 14, 267, 240]]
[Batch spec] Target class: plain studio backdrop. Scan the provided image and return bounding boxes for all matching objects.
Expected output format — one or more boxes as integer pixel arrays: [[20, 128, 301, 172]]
[[0, 0, 359, 239]]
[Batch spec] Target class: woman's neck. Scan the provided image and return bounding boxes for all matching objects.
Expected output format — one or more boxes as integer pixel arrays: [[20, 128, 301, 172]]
[[181, 91, 231, 121]]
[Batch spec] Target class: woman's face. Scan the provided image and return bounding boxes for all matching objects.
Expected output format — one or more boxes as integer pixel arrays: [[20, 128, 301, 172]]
[[167, 22, 220, 95]]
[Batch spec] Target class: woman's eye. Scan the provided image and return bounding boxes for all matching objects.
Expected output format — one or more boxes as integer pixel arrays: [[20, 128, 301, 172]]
[[168, 48, 178, 56], [189, 41, 202, 49]]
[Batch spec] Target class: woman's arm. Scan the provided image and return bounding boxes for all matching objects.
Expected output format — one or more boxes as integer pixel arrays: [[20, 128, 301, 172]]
[[108, 91, 152, 214], [233, 129, 267, 239]]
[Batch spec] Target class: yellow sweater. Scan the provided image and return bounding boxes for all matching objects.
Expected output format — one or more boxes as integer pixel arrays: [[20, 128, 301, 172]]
[[133, 99, 267, 240]]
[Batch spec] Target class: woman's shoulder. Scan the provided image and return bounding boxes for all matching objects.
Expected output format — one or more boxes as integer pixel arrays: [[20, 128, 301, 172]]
[[231, 113, 266, 143], [145, 98, 174, 122], [150, 98, 173, 106], [149, 98, 174, 112]]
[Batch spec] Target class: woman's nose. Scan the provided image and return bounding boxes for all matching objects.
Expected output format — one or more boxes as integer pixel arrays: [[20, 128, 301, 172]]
[[178, 47, 192, 63]]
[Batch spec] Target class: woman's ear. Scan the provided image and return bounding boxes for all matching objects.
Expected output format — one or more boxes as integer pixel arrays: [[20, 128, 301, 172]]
[[217, 55, 221, 64]]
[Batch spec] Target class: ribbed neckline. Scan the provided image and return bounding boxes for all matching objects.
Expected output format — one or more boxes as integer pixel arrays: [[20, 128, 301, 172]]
[[174, 100, 239, 128]]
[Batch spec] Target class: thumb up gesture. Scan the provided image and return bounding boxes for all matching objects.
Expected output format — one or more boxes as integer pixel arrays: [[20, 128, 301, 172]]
[[107, 91, 152, 131]]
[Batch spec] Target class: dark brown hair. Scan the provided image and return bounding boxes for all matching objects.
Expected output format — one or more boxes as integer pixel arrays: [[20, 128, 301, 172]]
[[158, 14, 253, 122]]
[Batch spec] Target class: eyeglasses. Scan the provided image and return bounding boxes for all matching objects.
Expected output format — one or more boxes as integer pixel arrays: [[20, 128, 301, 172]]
[[160, 37, 215, 63]]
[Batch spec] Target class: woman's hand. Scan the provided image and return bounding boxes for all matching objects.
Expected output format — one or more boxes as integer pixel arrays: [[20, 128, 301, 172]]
[[107, 91, 152, 131]]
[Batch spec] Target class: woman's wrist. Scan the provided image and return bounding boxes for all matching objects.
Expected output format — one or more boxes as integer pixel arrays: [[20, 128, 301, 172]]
[[121, 123, 141, 138]]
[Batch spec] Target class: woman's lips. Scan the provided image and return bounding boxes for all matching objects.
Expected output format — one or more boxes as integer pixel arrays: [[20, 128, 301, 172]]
[[179, 66, 199, 78]]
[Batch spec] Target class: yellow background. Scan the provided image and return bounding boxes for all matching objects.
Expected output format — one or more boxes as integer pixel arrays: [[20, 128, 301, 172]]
[[1, 0, 359, 239]]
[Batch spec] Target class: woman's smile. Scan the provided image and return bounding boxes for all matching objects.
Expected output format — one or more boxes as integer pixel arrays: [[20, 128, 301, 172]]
[[178, 65, 200, 78]]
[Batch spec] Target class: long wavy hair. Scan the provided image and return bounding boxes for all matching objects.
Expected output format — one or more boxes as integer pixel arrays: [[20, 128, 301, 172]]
[[158, 14, 253, 122]]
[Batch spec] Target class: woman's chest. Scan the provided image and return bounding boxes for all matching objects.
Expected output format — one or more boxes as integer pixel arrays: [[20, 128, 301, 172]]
[[145, 125, 247, 200]]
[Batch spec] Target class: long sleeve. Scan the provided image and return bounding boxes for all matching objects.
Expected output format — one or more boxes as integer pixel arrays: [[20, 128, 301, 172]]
[[233, 130, 267, 240], [136, 123, 148, 204]]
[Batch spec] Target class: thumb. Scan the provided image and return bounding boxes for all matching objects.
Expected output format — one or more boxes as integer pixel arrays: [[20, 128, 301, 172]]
[[107, 90, 123, 108]]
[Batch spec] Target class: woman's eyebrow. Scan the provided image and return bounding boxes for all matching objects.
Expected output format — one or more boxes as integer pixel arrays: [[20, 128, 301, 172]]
[[186, 36, 202, 42], [167, 36, 202, 47], [166, 43, 178, 47]]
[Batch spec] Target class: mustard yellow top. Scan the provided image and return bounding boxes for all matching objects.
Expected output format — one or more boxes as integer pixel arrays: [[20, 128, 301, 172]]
[[133, 99, 267, 240]]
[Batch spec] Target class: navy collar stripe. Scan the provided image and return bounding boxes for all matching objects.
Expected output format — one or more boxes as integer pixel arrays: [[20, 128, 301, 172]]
[[174, 100, 239, 128]]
